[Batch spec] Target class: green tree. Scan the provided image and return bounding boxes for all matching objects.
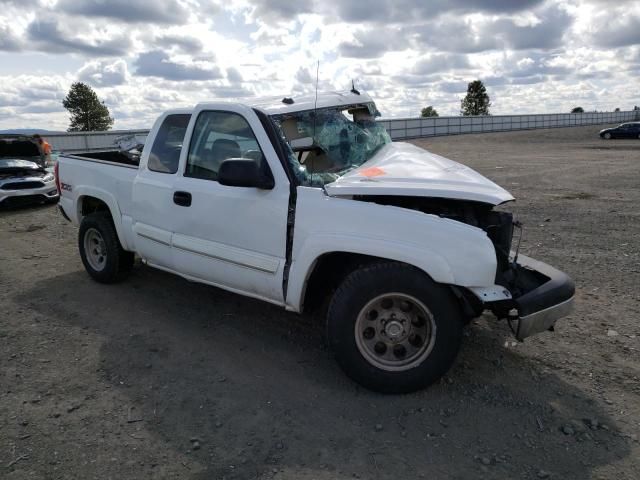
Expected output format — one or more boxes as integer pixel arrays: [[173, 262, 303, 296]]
[[460, 80, 491, 116], [62, 82, 114, 132], [420, 106, 439, 117], [571, 106, 584, 113], [614, 107, 620, 112]]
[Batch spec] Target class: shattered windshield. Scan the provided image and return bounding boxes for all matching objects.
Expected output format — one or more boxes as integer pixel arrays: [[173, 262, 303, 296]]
[[271, 102, 391, 187]]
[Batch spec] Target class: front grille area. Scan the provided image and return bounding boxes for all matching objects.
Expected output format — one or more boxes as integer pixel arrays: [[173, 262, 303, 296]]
[[0, 195, 46, 207], [1, 181, 46, 190]]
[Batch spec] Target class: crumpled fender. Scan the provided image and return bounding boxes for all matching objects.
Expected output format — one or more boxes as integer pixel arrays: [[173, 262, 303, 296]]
[[285, 187, 498, 312]]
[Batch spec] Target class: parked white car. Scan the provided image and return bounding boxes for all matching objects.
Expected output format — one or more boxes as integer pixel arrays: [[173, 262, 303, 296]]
[[0, 137, 58, 207], [55, 91, 574, 393]]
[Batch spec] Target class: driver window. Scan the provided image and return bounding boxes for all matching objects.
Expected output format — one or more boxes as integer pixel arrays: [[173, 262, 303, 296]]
[[185, 111, 264, 181], [148, 114, 191, 174]]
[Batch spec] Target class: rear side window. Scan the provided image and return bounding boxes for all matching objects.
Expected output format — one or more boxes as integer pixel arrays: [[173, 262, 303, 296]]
[[148, 114, 191, 173], [185, 111, 264, 181]]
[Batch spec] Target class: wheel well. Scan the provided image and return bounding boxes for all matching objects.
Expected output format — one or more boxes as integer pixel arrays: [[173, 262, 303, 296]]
[[80, 196, 111, 219], [302, 252, 395, 313], [78, 196, 128, 252], [301, 252, 483, 321]]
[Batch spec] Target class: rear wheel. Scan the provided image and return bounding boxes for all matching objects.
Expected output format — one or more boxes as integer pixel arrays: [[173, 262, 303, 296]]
[[327, 262, 464, 393], [79, 212, 134, 283]]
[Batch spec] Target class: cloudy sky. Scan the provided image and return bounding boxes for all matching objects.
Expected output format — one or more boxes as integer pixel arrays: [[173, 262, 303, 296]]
[[0, 0, 638, 130]]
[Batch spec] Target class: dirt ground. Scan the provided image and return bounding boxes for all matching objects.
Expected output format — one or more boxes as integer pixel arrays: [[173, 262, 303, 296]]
[[1, 124, 639, 480]]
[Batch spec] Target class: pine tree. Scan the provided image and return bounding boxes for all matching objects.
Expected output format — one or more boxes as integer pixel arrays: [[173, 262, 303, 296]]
[[571, 107, 584, 113], [62, 82, 114, 132], [420, 106, 439, 117], [460, 80, 491, 116]]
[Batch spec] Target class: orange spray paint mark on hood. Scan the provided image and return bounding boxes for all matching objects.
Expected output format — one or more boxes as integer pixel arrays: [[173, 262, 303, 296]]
[[359, 167, 386, 177]]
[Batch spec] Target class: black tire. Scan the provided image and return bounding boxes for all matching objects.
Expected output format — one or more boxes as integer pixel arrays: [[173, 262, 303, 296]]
[[327, 262, 463, 394], [78, 212, 134, 283], [604, 132, 612, 139]]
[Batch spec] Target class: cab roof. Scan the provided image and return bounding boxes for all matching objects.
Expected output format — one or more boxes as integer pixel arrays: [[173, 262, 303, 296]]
[[194, 90, 374, 116]]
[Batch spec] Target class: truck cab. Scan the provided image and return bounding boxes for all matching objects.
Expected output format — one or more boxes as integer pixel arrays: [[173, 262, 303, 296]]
[[57, 91, 574, 393]]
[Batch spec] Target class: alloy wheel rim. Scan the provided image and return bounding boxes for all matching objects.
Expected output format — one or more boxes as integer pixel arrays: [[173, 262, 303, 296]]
[[354, 293, 436, 372], [84, 228, 107, 271]]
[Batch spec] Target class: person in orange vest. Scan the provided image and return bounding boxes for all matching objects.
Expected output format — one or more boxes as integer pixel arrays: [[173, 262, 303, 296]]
[[32, 134, 52, 167]]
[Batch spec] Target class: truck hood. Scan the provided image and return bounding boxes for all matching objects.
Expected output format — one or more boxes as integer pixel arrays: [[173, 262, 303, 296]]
[[324, 142, 515, 205]]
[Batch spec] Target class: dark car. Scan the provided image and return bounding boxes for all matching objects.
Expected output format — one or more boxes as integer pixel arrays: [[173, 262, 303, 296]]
[[599, 122, 640, 139]]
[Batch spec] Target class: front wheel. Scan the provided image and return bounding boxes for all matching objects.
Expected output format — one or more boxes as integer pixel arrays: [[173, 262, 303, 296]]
[[604, 132, 612, 139], [327, 262, 464, 393], [79, 212, 134, 283]]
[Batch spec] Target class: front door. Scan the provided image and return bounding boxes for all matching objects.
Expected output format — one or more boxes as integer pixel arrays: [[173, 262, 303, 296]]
[[170, 106, 290, 304]]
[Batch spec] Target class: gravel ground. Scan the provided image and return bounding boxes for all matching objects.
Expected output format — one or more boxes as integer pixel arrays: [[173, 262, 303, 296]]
[[1, 124, 639, 479]]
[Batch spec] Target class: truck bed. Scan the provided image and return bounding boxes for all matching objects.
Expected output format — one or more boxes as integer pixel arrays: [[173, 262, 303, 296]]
[[57, 152, 139, 226], [67, 151, 139, 166]]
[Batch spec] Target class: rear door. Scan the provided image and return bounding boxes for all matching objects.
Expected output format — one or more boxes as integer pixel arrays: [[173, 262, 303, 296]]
[[170, 104, 290, 304], [131, 111, 191, 270], [619, 124, 634, 138], [626, 124, 640, 139]]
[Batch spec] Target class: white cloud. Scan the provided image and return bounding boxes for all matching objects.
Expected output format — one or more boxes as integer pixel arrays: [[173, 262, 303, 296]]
[[134, 50, 223, 81], [57, 0, 191, 25], [78, 59, 129, 87], [26, 18, 132, 56]]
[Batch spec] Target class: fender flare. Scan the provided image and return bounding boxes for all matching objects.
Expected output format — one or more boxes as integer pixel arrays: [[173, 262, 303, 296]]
[[286, 233, 457, 312], [75, 186, 130, 251]]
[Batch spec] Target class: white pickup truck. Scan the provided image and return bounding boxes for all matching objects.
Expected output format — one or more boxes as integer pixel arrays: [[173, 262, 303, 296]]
[[56, 91, 574, 393]]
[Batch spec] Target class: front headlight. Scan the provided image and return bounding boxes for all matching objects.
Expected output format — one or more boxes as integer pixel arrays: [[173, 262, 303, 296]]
[[43, 173, 54, 182]]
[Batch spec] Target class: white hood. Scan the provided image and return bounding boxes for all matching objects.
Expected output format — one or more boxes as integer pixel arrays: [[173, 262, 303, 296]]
[[324, 142, 514, 205]]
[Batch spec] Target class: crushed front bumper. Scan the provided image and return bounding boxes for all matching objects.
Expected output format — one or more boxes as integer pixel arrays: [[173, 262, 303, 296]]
[[472, 254, 575, 340], [509, 255, 575, 340]]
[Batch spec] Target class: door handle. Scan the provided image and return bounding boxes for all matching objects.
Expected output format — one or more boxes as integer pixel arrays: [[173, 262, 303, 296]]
[[173, 191, 192, 207]]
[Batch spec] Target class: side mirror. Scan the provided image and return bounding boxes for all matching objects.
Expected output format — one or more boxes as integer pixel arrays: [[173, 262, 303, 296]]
[[218, 158, 274, 190], [290, 136, 314, 150]]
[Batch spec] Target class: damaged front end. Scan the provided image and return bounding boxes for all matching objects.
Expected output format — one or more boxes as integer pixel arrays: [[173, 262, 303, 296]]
[[353, 195, 575, 340], [498, 255, 575, 340], [480, 210, 575, 340]]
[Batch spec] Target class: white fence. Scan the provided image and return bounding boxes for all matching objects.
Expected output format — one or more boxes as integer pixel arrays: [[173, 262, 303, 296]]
[[44, 110, 638, 153], [379, 110, 639, 140], [46, 129, 150, 154]]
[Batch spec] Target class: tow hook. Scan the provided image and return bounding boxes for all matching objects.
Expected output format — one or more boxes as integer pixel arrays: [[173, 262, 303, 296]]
[[506, 308, 521, 339]]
